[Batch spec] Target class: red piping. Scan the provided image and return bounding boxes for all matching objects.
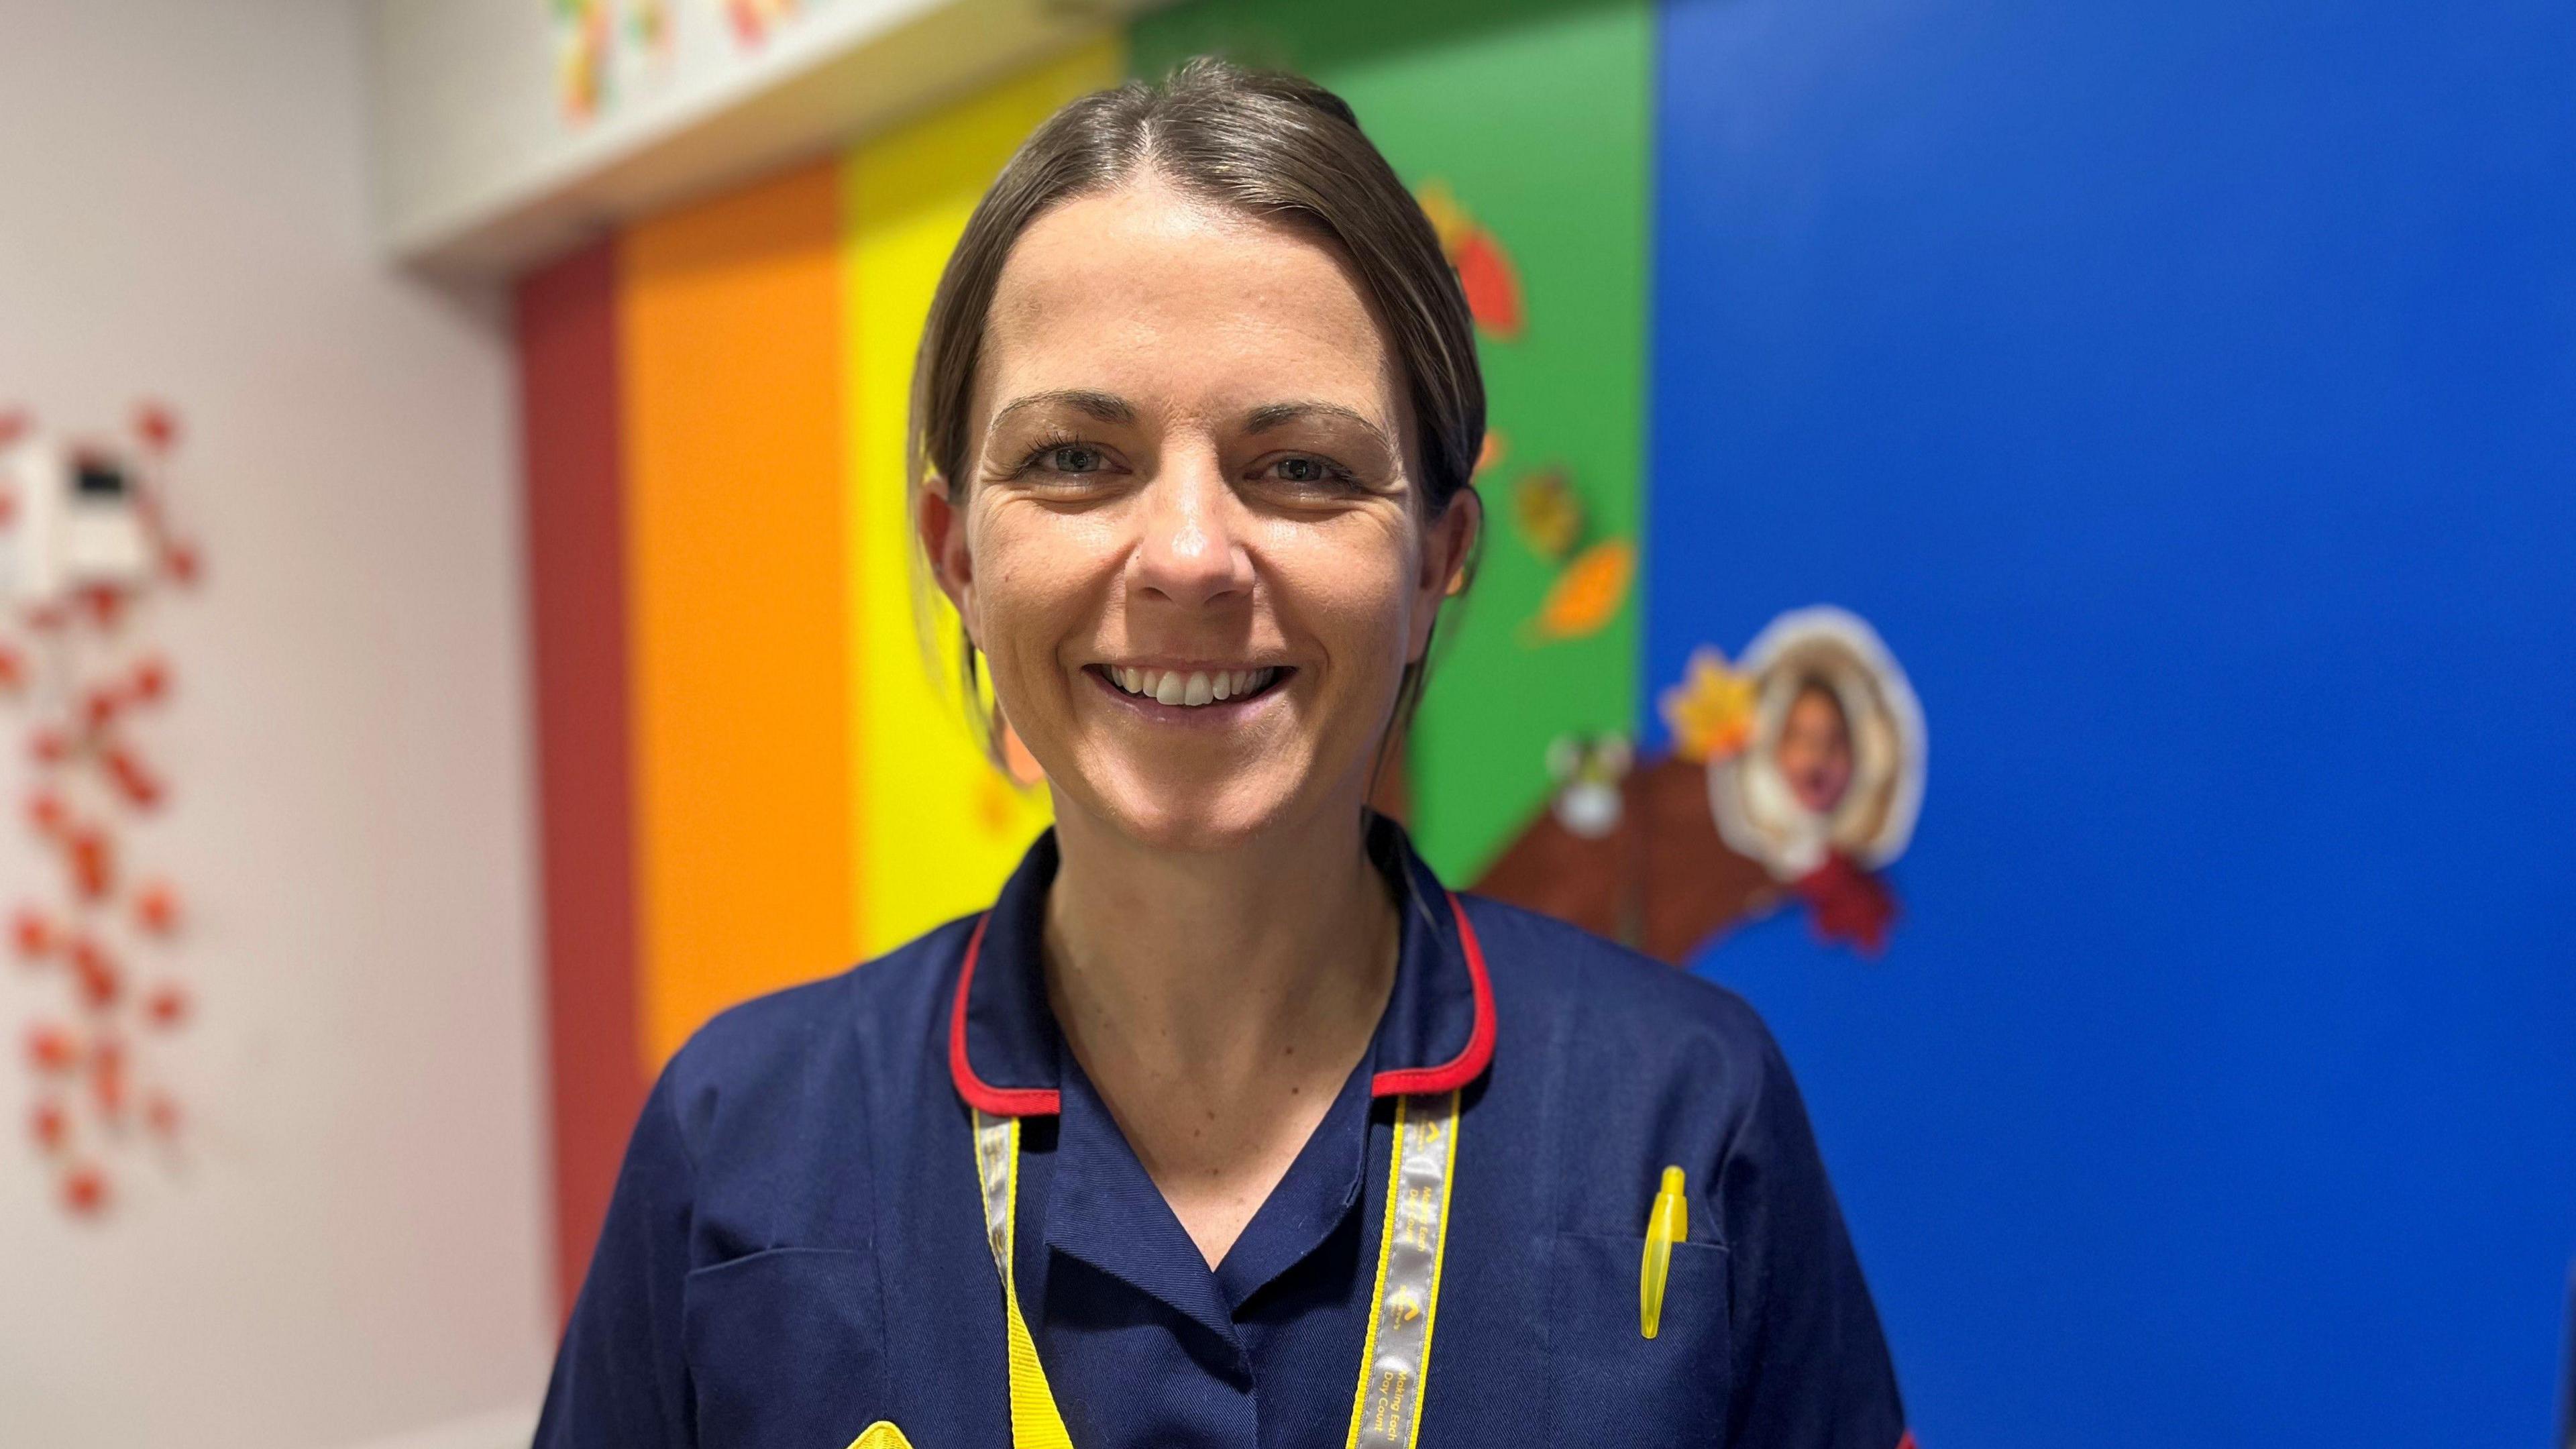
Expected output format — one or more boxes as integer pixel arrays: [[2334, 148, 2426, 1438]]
[[1370, 893, 1495, 1098], [947, 914, 1061, 1117], [949, 890, 1498, 1116]]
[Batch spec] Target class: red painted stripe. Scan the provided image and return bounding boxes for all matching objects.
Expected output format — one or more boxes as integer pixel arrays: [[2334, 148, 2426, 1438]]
[[517, 238, 645, 1320], [948, 915, 1061, 1117], [1371, 894, 1497, 1098]]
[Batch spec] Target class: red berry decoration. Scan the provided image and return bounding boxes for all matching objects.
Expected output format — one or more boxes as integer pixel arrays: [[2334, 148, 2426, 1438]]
[[27, 789, 68, 835], [0, 408, 25, 447], [144, 983, 189, 1029], [102, 746, 162, 810], [142, 1091, 180, 1139], [27, 1023, 78, 1073], [134, 881, 180, 936], [135, 402, 178, 451], [11, 907, 54, 961], [68, 828, 113, 900], [70, 940, 120, 1010], [162, 541, 200, 586], [78, 584, 124, 629], [83, 686, 121, 731], [129, 655, 170, 702], [31, 1099, 68, 1152], [0, 643, 22, 690], [30, 727, 68, 764], [60, 1164, 108, 1216], [90, 1038, 126, 1118]]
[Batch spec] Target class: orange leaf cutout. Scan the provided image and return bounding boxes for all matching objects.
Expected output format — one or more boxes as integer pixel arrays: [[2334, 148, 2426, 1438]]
[[1528, 539, 1635, 642]]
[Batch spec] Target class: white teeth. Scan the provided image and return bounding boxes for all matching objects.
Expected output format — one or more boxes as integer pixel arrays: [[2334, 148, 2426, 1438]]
[[1107, 665, 1279, 706]]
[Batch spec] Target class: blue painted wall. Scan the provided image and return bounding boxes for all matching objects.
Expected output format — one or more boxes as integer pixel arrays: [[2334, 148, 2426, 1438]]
[[1648, 1, 2576, 1442]]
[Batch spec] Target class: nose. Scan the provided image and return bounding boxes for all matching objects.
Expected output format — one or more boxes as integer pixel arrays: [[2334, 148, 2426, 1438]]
[[1132, 454, 1252, 610]]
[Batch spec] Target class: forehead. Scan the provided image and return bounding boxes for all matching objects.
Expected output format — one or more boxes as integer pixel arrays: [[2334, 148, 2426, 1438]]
[[976, 183, 1402, 428]]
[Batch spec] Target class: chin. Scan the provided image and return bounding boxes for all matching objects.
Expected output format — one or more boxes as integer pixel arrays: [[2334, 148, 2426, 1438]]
[[1075, 759, 1321, 854]]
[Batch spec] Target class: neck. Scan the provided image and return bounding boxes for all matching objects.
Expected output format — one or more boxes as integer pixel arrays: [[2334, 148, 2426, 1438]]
[[1042, 802, 1399, 1097], [1040, 799, 1403, 1267]]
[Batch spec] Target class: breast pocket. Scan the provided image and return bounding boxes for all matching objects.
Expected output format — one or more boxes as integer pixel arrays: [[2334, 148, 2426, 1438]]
[[684, 1246, 885, 1449], [1548, 1232, 1732, 1448]]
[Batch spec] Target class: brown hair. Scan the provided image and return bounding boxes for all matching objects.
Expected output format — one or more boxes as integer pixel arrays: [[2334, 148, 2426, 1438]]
[[912, 56, 1484, 767]]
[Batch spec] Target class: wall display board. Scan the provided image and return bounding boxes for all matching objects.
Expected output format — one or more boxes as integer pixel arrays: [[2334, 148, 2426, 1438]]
[[514, 1, 2576, 1443]]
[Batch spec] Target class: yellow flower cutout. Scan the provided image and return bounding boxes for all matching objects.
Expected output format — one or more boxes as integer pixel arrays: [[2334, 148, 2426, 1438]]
[[1660, 647, 1758, 762]]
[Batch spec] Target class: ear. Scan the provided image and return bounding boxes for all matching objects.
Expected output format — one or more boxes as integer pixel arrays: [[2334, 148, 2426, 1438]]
[[1408, 486, 1483, 662], [916, 478, 975, 620]]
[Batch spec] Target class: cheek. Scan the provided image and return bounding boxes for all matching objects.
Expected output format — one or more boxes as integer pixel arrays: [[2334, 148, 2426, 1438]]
[[1263, 523, 1417, 670], [963, 508, 1112, 672]]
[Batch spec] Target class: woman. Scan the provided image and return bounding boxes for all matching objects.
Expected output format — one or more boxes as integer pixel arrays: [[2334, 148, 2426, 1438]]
[[538, 60, 1907, 1449]]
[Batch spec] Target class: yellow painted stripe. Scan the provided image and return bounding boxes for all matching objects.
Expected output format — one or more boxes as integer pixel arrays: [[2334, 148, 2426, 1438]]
[[839, 38, 1122, 957], [621, 160, 855, 1068]]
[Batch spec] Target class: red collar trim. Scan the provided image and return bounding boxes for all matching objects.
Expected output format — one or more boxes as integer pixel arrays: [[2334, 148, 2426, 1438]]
[[947, 892, 1497, 1118], [947, 914, 1061, 1117], [1368, 893, 1495, 1098]]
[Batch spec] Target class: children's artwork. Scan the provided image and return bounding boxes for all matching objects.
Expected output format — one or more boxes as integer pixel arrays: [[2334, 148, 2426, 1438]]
[[725, 0, 802, 48], [553, 0, 616, 124], [0, 402, 204, 1218], [1475, 606, 1924, 961], [1682, 608, 1924, 952]]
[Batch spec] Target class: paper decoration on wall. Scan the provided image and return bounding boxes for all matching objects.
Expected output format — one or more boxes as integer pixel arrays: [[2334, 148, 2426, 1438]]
[[553, 0, 616, 123], [0, 402, 204, 1218], [1416, 182, 1524, 341], [726, 0, 802, 48], [1419, 180, 1635, 648], [1474, 606, 1925, 962]]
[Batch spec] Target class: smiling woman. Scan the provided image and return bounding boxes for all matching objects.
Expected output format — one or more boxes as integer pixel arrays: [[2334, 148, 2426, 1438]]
[[536, 59, 1909, 1449]]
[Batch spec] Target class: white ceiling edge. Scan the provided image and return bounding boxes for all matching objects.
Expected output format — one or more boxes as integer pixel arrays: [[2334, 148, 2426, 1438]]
[[368, 0, 1165, 280]]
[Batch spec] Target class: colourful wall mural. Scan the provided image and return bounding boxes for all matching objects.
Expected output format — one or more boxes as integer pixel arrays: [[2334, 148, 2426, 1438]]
[[513, 1, 2576, 1443]]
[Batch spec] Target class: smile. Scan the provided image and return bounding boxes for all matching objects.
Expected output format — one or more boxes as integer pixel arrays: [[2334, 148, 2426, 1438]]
[[1090, 664, 1289, 709]]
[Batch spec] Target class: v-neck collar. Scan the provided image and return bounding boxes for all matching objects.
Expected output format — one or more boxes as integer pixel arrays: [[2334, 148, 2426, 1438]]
[[947, 813, 1495, 1117], [1042, 1039, 1376, 1347]]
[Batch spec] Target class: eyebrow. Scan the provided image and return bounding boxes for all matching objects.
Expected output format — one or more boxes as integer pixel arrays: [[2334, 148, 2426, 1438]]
[[988, 389, 1136, 433], [1244, 400, 1396, 449]]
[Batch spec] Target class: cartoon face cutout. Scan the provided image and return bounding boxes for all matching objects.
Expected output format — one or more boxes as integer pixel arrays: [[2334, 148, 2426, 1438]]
[[1774, 682, 1854, 817], [1703, 608, 1926, 882]]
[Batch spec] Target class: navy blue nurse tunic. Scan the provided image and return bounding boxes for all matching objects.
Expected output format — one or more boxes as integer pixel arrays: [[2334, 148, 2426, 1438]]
[[535, 820, 1909, 1448]]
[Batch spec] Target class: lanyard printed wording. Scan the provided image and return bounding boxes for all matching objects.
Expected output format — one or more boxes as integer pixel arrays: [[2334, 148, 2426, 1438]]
[[971, 1091, 1463, 1449]]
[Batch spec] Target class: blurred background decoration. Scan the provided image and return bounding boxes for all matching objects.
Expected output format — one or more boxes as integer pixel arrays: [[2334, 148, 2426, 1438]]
[[1, 402, 203, 1219], [1, 1, 2569, 1446]]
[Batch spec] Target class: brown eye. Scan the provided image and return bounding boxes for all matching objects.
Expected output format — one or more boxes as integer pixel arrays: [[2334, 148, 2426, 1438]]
[[1267, 454, 1352, 489]]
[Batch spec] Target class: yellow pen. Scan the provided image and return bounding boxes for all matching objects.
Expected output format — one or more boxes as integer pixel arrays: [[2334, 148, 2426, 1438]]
[[1640, 1165, 1688, 1338]]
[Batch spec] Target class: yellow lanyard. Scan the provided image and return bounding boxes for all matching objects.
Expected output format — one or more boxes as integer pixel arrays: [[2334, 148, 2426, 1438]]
[[971, 1091, 1463, 1449]]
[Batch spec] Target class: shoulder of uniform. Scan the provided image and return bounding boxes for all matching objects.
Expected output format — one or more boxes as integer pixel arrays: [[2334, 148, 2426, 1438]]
[[658, 913, 979, 1135]]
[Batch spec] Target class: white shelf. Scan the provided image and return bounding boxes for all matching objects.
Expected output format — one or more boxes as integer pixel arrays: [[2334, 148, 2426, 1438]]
[[367, 0, 1162, 278]]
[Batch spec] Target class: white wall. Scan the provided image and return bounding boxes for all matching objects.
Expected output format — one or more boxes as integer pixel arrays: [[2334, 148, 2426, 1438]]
[[0, 2, 551, 1446]]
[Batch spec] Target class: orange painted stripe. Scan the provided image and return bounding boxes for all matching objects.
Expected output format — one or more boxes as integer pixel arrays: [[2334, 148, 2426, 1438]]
[[619, 161, 856, 1069]]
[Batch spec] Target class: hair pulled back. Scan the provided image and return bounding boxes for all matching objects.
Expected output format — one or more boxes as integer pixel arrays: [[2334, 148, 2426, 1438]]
[[914, 57, 1485, 763]]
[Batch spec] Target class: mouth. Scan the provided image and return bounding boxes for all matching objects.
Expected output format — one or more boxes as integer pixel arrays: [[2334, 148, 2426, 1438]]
[[1087, 663, 1293, 712]]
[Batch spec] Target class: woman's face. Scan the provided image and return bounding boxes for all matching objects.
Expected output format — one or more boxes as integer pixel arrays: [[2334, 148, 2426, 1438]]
[[1775, 685, 1855, 817], [922, 182, 1477, 852]]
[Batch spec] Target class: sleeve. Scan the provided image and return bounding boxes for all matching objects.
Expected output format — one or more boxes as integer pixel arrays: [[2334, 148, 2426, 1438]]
[[1718, 1030, 1911, 1449], [533, 1067, 700, 1449]]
